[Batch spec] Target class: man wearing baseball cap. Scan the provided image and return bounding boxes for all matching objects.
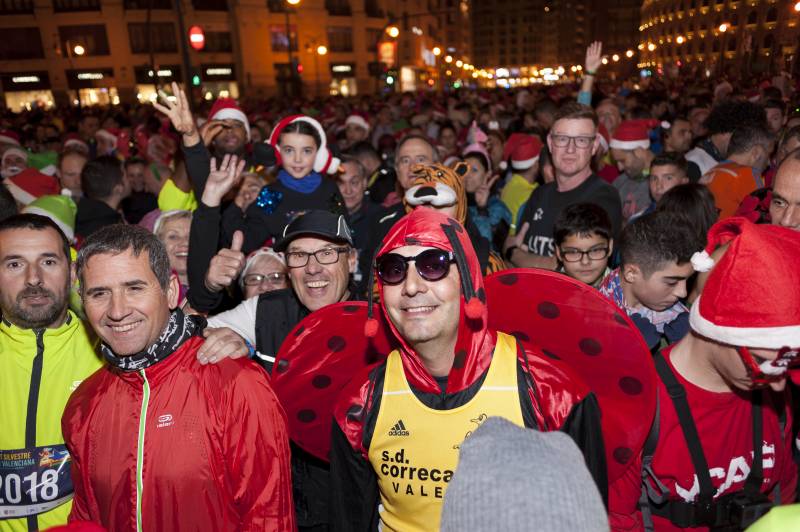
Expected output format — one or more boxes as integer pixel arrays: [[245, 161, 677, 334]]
[[208, 209, 358, 368], [611, 218, 800, 530], [207, 209, 360, 530]]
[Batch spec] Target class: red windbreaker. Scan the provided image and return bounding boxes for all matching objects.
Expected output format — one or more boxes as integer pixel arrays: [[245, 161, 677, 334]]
[[62, 336, 295, 532]]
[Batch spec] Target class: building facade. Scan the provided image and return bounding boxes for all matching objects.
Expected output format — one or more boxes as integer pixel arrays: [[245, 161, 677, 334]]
[[0, 0, 392, 110], [639, 0, 800, 79], [471, 1, 640, 79]]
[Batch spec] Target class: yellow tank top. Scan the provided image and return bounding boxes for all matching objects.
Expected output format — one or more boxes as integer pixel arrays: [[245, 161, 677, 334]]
[[367, 332, 524, 532]]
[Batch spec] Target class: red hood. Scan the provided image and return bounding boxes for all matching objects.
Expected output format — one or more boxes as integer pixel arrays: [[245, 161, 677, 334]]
[[374, 209, 490, 395]]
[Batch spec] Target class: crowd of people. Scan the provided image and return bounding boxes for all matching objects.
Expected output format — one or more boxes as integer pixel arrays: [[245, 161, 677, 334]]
[[1, 40, 800, 531]]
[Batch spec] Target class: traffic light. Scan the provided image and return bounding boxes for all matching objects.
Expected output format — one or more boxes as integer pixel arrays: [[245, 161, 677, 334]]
[[190, 67, 202, 86], [386, 69, 397, 85], [291, 58, 303, 75]]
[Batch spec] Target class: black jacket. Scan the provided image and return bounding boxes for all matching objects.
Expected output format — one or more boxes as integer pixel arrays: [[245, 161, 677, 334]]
[[255, 287, 363, 528], [75, 197, 123, 240]]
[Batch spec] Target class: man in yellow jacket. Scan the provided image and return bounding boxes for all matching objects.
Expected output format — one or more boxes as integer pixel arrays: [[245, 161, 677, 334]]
[[0, 214, 102, 531]]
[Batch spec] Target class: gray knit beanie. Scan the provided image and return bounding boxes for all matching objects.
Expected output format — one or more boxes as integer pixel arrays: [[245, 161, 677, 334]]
[[440, 417, 609, 532]]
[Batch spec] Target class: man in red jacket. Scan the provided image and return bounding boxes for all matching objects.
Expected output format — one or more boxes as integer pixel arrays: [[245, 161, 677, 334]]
[[62, 224, 295, 531]]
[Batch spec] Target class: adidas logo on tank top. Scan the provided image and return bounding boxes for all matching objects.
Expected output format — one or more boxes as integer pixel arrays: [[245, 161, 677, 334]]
[[388, 419, 410, 436]]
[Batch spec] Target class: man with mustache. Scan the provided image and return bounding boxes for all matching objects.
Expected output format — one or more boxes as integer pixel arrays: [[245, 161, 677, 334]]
[[0, 214, 103, 531]]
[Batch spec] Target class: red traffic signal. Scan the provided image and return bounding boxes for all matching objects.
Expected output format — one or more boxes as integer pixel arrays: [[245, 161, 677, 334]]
[[188, 25, 205, 51], [296, 63, 304, 74]]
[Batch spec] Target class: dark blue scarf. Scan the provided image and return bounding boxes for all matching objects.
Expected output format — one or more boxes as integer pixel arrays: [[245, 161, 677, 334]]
[[278, 169, 322, 194]]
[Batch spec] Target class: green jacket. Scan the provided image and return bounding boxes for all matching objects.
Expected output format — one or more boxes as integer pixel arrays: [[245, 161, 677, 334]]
[[0, 311, 102, 531]]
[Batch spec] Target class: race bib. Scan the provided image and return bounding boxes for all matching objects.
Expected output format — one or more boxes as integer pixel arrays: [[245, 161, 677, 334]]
[[0, 445, 72, 519]]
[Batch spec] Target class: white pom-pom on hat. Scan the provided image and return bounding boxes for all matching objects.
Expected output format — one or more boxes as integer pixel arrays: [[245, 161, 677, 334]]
[[690, 250, 715, 272]]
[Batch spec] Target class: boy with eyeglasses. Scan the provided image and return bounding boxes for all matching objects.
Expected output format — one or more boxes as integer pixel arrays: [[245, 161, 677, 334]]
[[599, 210, 699, 351], [554, 203, 613, 288]]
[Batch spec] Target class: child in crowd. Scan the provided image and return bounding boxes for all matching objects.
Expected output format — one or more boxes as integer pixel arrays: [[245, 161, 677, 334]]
[[599, 210, 699, 351], [553, 203, 613, 288], [229, 116, 344, 248], [648, 153, 689, 206]]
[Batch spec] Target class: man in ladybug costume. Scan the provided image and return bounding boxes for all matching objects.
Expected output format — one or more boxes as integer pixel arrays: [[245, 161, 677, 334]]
[[328, 208, 608, 531]]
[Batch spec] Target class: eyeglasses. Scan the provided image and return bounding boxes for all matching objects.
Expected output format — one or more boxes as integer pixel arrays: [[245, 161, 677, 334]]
[[243, 272, 287, 286], [550, 134, 596, 149], [286, 247, 350, 268], [559, 247, 610, 262], [375, 249, 455, 285]]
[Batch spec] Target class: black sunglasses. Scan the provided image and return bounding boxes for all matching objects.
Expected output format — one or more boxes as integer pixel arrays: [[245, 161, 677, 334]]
[[375, 249, 455, 285]]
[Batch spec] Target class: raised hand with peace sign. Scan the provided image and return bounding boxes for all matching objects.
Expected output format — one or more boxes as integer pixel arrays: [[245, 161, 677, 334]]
[[152, 81, 201, 146], [474, 174, 500, 210]]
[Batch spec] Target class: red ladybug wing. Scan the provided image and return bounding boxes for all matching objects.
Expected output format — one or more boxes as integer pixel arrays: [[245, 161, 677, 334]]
[[271, 302, 396, 461], [485, 269, 657, 482]]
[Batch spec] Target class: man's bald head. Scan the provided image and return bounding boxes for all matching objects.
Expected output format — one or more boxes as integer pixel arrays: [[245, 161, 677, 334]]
[[770, 149, 800, 230]]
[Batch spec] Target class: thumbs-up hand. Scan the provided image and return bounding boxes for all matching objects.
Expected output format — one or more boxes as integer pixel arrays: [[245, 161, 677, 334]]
[[205, 230, 246, 293]]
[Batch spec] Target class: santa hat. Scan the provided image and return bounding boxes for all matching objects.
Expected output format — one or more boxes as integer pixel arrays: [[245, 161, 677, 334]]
[[63, 133, 89, 153], [95, 128, 120, 148], [268, 115, 340, 175], [345, 114, 370, 132], [689, 217, 800, 349], [501, 133, 542, 171], [23, 194, 77, 242], [209, 98, 251, 141], [27, 151, 58, 177], [2, 147, 28, 166], [609, 119, 659, 151], [0, 129, 20, 146], [4, 168, 60, 205], [597, 124, 611, 154]]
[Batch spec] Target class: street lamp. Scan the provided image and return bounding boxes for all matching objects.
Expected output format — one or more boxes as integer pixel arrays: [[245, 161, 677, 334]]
[[73, 44, 85, 56], [795, 1, 800, 12], [626, 49, 634, 58], [386, 25, 399, 38], [285, 0, 301, 97], [647, 43, 657, 52], [445, 55, 453, 63], [612, 53, 620, 62], [676, 35, 685, 44], [306, 42, 327, 97], [433, 46, 441, 56], [718, 23, 730, 75]]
